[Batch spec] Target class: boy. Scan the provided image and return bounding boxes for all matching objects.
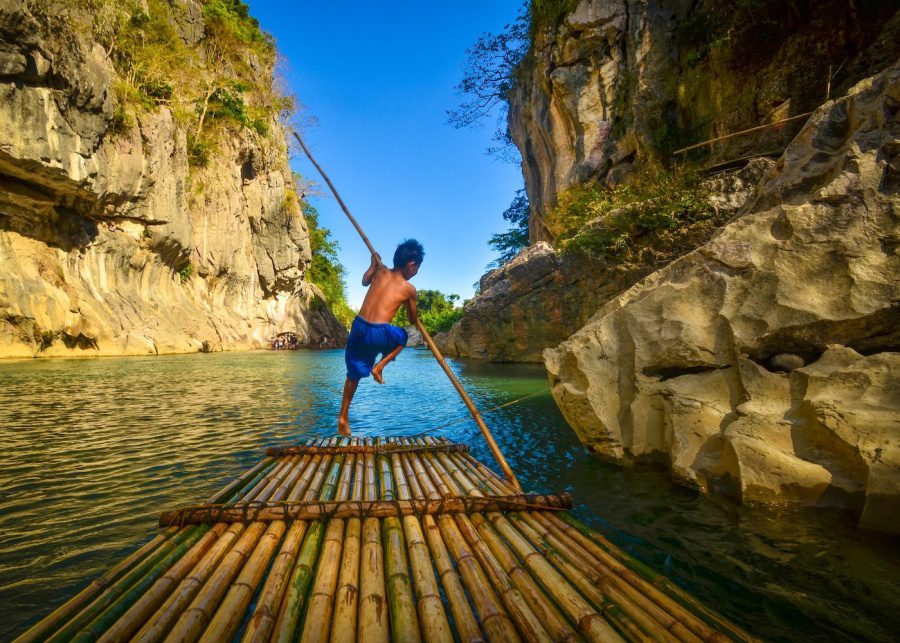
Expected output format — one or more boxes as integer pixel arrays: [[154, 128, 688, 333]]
[[337, 239, 423, 436]]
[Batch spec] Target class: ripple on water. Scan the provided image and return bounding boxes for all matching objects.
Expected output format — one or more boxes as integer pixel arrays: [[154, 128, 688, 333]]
[[0, 350, 898, 642]]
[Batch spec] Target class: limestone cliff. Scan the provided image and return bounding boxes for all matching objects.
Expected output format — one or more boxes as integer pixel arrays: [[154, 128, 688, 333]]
[[443, 0, 899, 364], [0, 0, 347, 358], [513, 0, 899, 232], [544, 62, 900, 532]]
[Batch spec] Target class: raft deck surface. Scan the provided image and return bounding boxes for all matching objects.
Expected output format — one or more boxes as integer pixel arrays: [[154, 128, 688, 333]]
[[20, 436, 754, 642]]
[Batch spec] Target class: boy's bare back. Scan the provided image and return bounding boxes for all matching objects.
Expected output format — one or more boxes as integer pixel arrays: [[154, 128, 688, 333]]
[[357, 265, 416, 324]]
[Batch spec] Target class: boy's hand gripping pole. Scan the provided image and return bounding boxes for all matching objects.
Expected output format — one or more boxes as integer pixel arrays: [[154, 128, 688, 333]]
[[292, 130, 522, 490]]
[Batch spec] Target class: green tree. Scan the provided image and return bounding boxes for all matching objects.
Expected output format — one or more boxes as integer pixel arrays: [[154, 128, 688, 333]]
[[302, 200, 355, 327], [447, 6, 529, 160], [488, 188, 530, 268], [392, 290, 464, 334]]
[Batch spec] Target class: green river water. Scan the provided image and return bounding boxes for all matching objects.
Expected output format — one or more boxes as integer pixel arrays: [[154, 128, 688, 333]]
[[0, 350, 897, 641]]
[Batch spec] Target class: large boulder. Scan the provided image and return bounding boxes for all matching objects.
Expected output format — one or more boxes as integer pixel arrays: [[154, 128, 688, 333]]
[[544, 62, 900, 531]]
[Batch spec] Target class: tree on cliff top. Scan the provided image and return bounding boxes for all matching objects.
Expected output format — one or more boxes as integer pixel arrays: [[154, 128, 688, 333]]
[[447, 5, 529, 162]]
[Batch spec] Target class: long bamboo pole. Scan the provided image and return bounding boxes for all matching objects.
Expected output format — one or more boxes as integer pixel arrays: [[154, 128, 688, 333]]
[[291, 129, 521, 491], [672, 112, 811, 155]]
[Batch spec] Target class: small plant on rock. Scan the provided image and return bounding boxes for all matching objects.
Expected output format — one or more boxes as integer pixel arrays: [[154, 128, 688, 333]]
[[178, 262, 194, 282]]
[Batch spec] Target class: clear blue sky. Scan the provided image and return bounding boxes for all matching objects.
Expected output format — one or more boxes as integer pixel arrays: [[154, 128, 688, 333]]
[[249, 1, 524, 308]]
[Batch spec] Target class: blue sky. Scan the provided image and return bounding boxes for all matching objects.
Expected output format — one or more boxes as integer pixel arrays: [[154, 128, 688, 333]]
[[249, 1, 524, 308]]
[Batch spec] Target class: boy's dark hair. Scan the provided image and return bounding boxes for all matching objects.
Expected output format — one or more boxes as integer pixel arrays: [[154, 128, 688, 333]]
[[393, 239, 425, 269]]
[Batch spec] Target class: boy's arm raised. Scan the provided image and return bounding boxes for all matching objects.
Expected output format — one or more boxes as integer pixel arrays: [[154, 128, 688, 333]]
[[361, 253, 382, 286], [406, 287, 419, 326]]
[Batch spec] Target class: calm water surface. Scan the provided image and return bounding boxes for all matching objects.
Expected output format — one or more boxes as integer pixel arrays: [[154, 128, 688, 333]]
[[0, 350, 897, 641]]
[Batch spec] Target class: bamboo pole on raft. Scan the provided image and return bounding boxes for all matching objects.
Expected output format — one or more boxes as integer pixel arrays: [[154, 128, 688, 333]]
[[291, 129, 522, 491]]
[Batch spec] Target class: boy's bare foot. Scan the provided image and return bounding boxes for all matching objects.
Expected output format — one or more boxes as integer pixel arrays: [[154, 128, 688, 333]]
[[371, 366, 385, 384], [337, 416, 351, 436]]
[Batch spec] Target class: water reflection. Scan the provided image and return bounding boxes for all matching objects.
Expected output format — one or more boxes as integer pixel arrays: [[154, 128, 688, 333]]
[[0, 350, 897, 641]]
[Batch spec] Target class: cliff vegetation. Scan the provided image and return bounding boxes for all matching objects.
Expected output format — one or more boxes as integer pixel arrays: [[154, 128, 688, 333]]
[[0, 0, 347, 356]]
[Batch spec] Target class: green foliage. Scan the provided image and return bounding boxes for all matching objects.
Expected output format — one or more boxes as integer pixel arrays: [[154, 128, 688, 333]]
[[187, 133, 211, 167], [178, 262, 194, 282], [302, 199, 355, 327], [450, 1, 578, 160], [488, 188, 530, 268], [203, 85, 268, 134], [448, 5, 529, 160], [392, 290, 464, 335], [547, 167, 716, 262], [109, 105, 133, 135], [74, 0, 290, 166], [529, 0, 579, 36], [202, 0, 272, 47]]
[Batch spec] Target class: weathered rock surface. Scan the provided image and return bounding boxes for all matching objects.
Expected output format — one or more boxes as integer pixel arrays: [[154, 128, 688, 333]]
[[511, 0, 900, 235], [440, 159, 773, 362], [0, 1, 346, 358], [544, 62, 900, 531]]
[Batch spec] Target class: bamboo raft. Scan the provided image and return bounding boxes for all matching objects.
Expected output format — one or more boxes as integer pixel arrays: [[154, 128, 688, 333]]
[[18, 435, 756, 643]]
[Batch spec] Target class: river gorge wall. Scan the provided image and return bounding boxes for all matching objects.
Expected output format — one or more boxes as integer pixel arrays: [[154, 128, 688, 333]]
[[546, 64, 899, 532], [442, 0, 899, 530], [0, 0, 346, 358]]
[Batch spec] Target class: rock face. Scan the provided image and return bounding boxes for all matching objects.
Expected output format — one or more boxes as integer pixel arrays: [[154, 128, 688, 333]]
[[440, 159, 773, 362], [544, 63, 900, 531], [511, 0, 900, 236], [0, 1, 346, 357]]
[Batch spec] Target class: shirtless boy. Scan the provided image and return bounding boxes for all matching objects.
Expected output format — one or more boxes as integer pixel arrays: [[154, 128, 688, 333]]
[[337, 239, 423, 436]]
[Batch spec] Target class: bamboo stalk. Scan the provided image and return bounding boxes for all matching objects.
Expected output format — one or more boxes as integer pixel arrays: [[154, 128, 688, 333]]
[[298, 453, 356, 642], [72, 527, 213, 642], [414, 319, 523, 490], [240, 521, 309, 643], [527, 512, 707, 643], [133, 524, 246, 643], [378, 451, 422, 642], [466, 514, 579, 643], [424, 445, 621, 643], [210, 458, 276, 504], [436, 513, 522, 642], [446, 454, 583, 642], [453, 512, 551, 642], [198, 521, 287, 642], [421, 514, 485, 642], [96, 524, 229, 643], [162, 522, 268, 643], [508, 514, 659, 643], [486, 514, 623, 643], [13, 528, 179, 643], [672, 112, 812, 155], [555, 514, 753, 642], [358, 452, 389, 643], [329, 516, 361, 643], [391, 450, 454, 643], [271, 452, 346, 641], [298, 517, 346, 642], [44, 527, 203, 643], [401, 447, 487, 641]]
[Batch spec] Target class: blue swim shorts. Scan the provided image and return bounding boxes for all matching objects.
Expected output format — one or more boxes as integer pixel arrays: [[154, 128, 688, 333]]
[[345, 316, 408, 381]]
